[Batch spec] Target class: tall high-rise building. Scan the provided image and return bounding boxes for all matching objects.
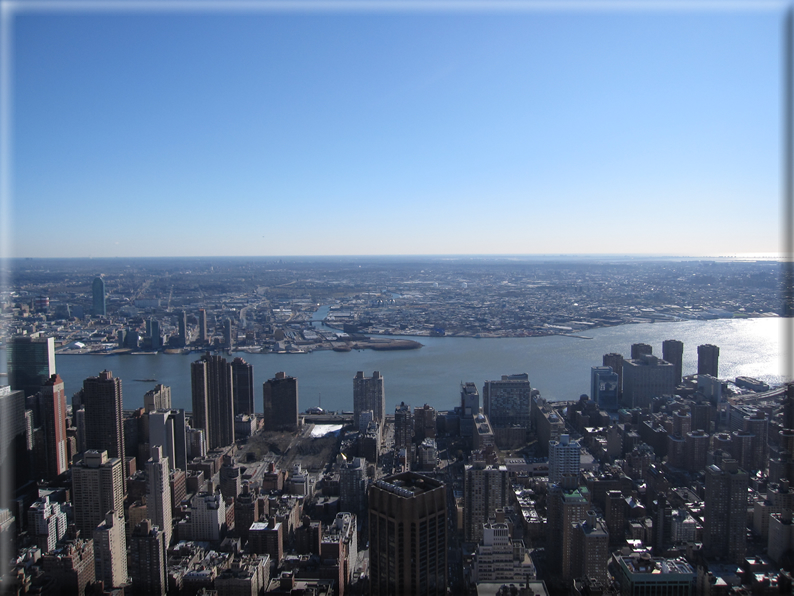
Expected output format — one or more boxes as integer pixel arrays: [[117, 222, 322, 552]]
[[621, 355, 675, 409], [340, 456, 367, 515], [698, 344, 720, 378], [129, 519, 167, 596], [353, 371, 385, 429], [394, 402, 414, 466], [177, 310, 188, 347], [549, 434, 581, 484], [28, 374, 68, 480], [369, 472, 447, 595], [71, 450, 124, 538], [570, 511, 609, 585], [704, 459, 748, 562], [602, 353, 624, 398], [262, 372, 298, 432], [414, 404, 437, 442], [148, 409, 187, 472], [93, 511, 127, 589], [92, 276, 106, 316], [547, 479, 590, 577], [590, 366, 619, 411], [464, 461, 510, 543], [143, 384, 171, 412], [662, 339, 684, 386], [146, 445, 173, 549], [82, 370, 125, 464], [223, 318, 233, 348], [232, 357, 255, 416], [630, 343, 653, 360], [191, 354, 235, 449], [7, 336, 56, 397], [198, 309, 208, 344], [482, 373, 531, 430]]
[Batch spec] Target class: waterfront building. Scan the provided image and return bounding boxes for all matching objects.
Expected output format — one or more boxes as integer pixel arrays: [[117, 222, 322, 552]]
[[147, 445, 173, 549], [698, 344, 720, 378], [662, 339, 684, 386], [262, 372, 299, 432], [7, 336, 56, 396], [621, 355, 675, 409], [590, 366, 619, 411], [353, 370, 385, 429], [129, 519, 167, 596], [71, 449, 125, 538], [82, 370, 125, 464], [549, 434, 581, 484], [630, 343, 652, 360], [223, 318, 233, 348], [602, 353, 624, 397], [482, 373, 531, 430], [369, 472, 447, 595], [191, 353, 235, 449], [232, 357, 255, 416], [92, 276, 106, 316], [93, 511, 128, 589], [143, 384, 171, 411], [464, 461, 509, 543], [704, 459, 748, 563], [198, 308, 208, 344]]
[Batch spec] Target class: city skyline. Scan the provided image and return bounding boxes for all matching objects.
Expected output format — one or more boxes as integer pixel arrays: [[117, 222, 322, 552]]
[[3, 1, 783, 259]]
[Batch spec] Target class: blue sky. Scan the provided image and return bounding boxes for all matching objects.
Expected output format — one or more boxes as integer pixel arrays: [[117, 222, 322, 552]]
[[7, 3, 784, 257]]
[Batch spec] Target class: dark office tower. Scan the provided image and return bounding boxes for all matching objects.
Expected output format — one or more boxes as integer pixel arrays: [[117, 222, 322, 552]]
[[353, 371, 385, 429], [784, 384, 794, 429], [198, 309, 208, 344], [223, 318, 233, 348], [662, 339, 684, 386], [262, 372, 298, 432], [82, 370, 125, 464], [129, 519, 166, 596], [414, 404, 437, 442], [603, 353, 624, 397], [7, 336, 56, 397], [369, 472, 447, 596], [630, 343, 653, 360], [622, 355, 676, 410], [0, 386, 31, 505], [698, 344, 720, 378], [605, 490, 626, 548], [482, 373, 531, 429], [29, 374, 68, 480], [149, 319, 162, 350], [590, 366, 619, 411], [704, 459, 748, 563], [190, 354, 235, 450], [178, 311, 188, 347], [92, 276, 106, 316], [394, 402, 414, 451], [232, 357, 255, 416]]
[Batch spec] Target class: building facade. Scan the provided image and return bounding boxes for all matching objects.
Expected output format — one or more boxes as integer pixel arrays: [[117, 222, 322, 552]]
[[262, 372, 299, 432], [191, 354, 235, 449], [354, 371, 385, 429]]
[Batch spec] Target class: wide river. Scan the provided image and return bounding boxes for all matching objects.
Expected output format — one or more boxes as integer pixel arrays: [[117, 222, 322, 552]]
[[52, 317, 790, 414]]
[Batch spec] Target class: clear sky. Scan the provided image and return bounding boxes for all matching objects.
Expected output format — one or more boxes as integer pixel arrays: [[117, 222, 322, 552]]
[[5, 2, 785, 258]]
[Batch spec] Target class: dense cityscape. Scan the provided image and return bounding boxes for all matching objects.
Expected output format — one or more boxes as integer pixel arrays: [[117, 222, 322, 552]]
[[0, 257, 791, 595]]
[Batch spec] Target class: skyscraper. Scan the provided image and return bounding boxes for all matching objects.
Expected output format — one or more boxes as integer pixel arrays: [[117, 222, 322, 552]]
[[621, 355, 675, 409], [232, 357, 255, 416], [698, 344, 720, 378], [369, 472, 447, 595], [464, 460, 510, 543], [82, 370, 125, 464], [28, 374, 68, 480], [146, 446, 173, 550], [143, 384, 171, 411], [148, 409, 187, 472], [198, 309, 208, 344], [630, 343, 652, 360], [191, 354, 235, 450], [704, 459, 748, 562], [177, 310, 188, 347], [482, 373, 531, 430], [602, 353, 624, 399], [129, 519, 167, 596], [71, 450, 124, 538], [7, 336, 56, 397], [547, 478, 590, 577], [590, 366, 619, 411], [93, 511, 127, 589], [92, 276, 106, 316], [353, 371, 385, 429], [662, 339, 684, 386], [549, 434, 581, 484], [262, 372, 298, 432]]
